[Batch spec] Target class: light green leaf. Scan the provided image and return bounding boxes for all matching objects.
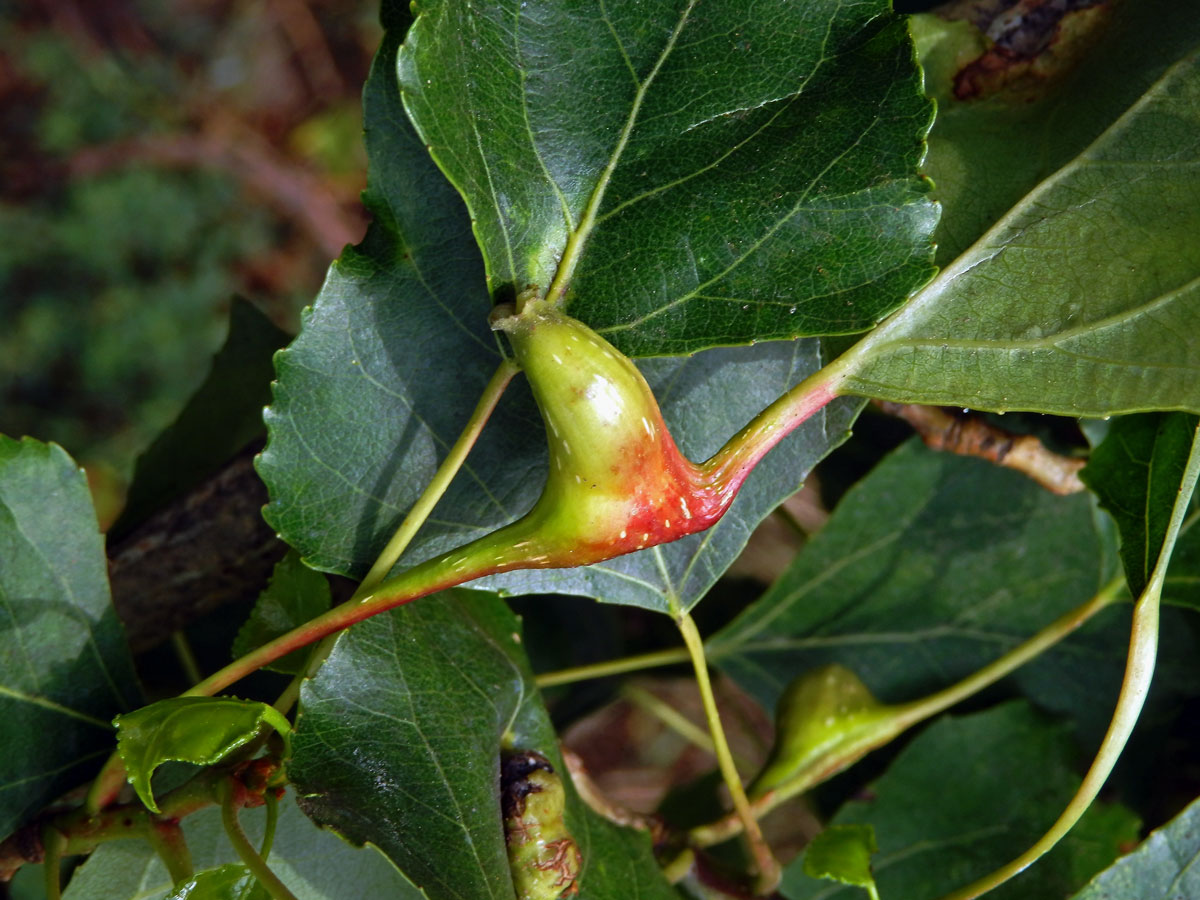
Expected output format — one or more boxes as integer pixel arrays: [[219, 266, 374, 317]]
[[167, 865, 268, 900], [398, 0, 937, 355], [802, 825, 879, 895], [781, 704, 1140, 900], [834, 42, 1200, 416], [1070, 793, 1200, 899], [289, 590, 681, 900], [231, 551, 331, 675], [0, 436, 140, 840], [62, 791, 426, 900], [114, 697, 291, 813]]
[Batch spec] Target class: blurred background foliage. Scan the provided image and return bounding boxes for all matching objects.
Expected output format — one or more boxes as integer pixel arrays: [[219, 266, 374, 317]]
[[0, 0, 380, 522]]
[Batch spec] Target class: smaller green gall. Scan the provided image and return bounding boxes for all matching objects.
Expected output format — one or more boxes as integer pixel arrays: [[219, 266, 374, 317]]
[[750, 664, 891, 799]]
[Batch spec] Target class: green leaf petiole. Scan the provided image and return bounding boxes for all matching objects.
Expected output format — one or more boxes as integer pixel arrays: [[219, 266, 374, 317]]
[[678, 611, 780, 893], [218, 780, 298, 900]]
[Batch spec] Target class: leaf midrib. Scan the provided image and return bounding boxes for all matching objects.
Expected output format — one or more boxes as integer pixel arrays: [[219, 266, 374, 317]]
[[0, 683, 113, 730], [544, 0, 700, 306]]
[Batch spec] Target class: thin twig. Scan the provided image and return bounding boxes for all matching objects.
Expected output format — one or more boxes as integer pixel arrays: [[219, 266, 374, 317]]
[[535, 647, 691, 688], [357, 360, 520, 591], [3, 758, 282, 881], [170, 631, 204, 685], [219, 781, 299, 900], [147, 819, 194, 885], [874, 401, 1085, 495], [621, 684, 718, 758], [941, 582, 1158, 899], [41, 825, 65, 900]]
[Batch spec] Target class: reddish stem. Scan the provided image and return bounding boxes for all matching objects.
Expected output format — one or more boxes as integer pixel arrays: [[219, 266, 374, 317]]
[[703, 376, 842, 495], [184, 365, 841, 699]]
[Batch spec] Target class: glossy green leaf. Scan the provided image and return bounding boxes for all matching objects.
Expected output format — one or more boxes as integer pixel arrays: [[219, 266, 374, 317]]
[[231, 551, 331, 674], [113, 299, 289, 538], [62, 791, 425, 900], [114, 697, 291, 813], [802, 825, 878, 895], [0, 436, 140, 840], [710, 439, 1142, 741], [781, 703, 1140, 900], [399, 0, 937, 355], [1070, 793, 1200, 899], [915, 0, 1200, 267], [168, 865, 268, 900], [1081, 413, 1200, 599], [289, 590, 681, 900], [835, 42, 1200, 416]]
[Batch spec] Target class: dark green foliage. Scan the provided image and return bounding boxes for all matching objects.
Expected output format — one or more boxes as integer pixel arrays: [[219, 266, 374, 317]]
[[289, 591, 681, 900], [1069, 795, 1200, 899], [1081, 413, 1200, 600], [0, 437, 140, 839]]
